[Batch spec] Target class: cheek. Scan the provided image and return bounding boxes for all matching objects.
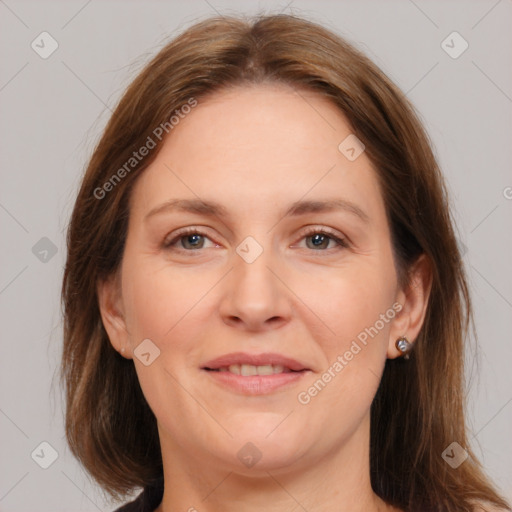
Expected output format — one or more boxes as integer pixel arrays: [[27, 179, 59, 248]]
[[121, 259, 214, 344], [296, 261, 397, 356], [294, 270, 395, 428], [122, 263, 213, 409]]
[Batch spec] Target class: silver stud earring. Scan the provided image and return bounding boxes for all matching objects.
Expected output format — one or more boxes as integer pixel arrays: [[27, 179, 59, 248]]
[[395, 336, 412, 360]]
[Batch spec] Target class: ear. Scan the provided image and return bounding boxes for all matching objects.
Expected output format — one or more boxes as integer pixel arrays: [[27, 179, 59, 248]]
[[387, 254, 433, 359], [97, 272, 132, 359]]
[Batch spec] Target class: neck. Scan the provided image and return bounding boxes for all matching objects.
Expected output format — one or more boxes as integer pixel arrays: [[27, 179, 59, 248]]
[[154, 415, 395, 512]]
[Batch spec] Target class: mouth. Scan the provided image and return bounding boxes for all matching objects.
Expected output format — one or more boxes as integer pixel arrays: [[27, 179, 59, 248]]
[[201, 352, 311, 395], [204, 363, 303, 376]]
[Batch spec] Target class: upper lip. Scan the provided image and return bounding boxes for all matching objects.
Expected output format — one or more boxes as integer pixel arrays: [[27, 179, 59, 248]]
[[202, 352, 310, 371]]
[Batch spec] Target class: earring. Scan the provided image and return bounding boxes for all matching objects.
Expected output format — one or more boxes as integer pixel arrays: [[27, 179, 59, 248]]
[[395, 336, 412, 360]]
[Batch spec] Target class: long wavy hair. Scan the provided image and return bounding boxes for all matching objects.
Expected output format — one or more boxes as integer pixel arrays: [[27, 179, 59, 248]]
[[61, 13, 510, 511]]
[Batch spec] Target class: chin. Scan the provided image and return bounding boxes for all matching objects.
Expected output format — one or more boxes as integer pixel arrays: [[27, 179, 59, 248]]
[[227, 442, 307, 475], [222, 423, 312, 472]]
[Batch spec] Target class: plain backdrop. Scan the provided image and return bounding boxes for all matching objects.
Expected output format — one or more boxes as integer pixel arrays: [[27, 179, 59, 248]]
[[0, 0, 511, 510]]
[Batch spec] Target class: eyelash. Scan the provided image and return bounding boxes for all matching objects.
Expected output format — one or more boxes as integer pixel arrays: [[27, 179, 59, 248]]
[[162, 226, 349, 254]]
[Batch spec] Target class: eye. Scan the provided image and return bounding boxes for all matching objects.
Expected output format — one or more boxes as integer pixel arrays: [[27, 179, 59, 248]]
[[162, 226, 349, 254], [297, 227, 348, 251], [162, 227, 217, 251]]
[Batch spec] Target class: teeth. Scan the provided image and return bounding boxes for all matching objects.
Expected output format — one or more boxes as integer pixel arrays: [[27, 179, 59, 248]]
[[228, 364, 241, 375], [240, 364, 258, 376], [256, 365, 274, 376], [221, 364, 290, 376]]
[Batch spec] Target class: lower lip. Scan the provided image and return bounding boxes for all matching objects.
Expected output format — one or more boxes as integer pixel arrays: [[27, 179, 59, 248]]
[[203, 369, 309, 395]]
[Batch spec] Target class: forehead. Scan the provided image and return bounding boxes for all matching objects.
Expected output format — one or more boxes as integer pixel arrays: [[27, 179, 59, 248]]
[[130, 83, 384, 222]]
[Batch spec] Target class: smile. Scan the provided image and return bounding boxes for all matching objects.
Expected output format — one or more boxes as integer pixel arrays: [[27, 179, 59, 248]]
[[207, 364, 297, 376]]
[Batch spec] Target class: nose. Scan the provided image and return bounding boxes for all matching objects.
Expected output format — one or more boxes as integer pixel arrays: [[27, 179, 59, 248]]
[[218, 243, 292, 332]]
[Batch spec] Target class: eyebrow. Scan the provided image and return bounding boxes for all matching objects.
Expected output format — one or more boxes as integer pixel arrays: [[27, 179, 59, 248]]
[[144, 198, 370, 224]]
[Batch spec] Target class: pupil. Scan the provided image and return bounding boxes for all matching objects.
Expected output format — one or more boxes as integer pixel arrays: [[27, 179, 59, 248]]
[[310, 234, 327, 249], [185, 234, 202, 248]]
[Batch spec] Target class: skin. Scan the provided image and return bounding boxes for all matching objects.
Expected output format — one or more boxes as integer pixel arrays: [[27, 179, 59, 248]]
[[98, 83, 432, 512]]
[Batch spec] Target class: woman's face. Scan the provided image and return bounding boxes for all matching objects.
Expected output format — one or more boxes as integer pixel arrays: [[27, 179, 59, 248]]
[[100, 83, 419, 474]]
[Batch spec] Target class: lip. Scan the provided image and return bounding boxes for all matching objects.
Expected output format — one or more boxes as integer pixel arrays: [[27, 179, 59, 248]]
[[201, 352, 310, 372], [204, 370, 309, 395], [201, 352, 311, 396]]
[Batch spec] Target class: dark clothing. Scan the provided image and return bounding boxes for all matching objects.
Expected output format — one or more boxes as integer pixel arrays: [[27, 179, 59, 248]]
[[113, 480, 164, 512]]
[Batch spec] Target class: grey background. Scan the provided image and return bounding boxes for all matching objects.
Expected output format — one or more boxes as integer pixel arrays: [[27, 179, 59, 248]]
[[0, 0, 511, 510]]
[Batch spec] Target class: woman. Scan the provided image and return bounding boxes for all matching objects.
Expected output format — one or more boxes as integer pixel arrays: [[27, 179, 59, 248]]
[[61, 13, 511, 512]]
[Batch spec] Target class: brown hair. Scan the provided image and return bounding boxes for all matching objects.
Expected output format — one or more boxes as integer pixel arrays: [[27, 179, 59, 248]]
[[61, 13, 510, 511]]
